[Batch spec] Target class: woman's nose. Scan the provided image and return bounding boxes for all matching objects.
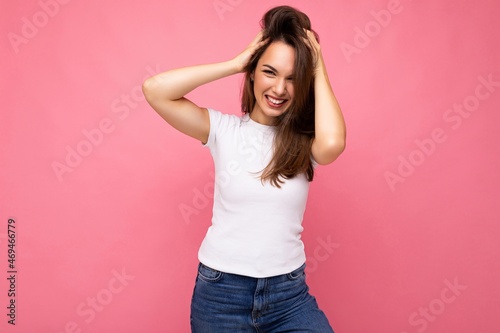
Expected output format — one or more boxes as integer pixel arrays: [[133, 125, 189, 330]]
[[273, 78, 287, 96]]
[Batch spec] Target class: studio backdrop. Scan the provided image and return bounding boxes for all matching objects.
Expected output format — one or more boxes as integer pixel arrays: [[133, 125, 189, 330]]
[[1, 0, 499, 332]]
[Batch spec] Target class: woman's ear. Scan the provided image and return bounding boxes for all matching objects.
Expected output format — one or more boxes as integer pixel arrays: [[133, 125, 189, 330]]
[[250, 71, 255, 82]]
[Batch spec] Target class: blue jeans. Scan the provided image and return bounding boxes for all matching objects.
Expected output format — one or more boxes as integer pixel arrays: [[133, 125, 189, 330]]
[[190, 262, 334, 333]]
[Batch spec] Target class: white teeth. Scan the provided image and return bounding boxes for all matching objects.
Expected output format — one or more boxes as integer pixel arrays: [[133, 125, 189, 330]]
[[267, 96, 285, 105]]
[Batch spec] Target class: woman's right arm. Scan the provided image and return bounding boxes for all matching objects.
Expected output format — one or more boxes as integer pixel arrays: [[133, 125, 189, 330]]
[[142, 61, 237, 144], [142, 32, 264, 144]]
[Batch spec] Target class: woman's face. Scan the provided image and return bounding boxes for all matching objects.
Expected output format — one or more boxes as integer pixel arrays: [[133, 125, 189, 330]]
[[251, 41, 295, 125]]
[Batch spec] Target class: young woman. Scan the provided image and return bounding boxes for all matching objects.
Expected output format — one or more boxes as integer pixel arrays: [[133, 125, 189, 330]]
[[143, 5, 346, 332]]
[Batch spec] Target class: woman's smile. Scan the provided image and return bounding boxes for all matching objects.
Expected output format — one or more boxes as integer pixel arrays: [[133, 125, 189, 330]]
[[266, 95, 288, 108], [251, 41, 295, 125]]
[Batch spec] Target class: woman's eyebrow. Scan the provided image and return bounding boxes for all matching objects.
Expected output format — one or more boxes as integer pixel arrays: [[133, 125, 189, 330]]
[[263, 64, 278, 72], [262, 64, 293, 77]]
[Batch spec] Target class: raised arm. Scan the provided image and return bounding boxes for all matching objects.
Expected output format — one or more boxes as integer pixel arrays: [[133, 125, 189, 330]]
[[142, 32, 265, 144], [306, 30, 347, 165]]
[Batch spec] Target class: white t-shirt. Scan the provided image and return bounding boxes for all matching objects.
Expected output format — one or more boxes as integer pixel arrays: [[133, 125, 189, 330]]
[[198, 108, 311, 278]]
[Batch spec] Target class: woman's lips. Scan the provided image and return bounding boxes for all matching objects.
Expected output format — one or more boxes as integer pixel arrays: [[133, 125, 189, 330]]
[[266, 95, 287, 108]]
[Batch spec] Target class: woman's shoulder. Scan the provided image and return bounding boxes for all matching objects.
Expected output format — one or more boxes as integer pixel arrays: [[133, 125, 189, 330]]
[[207, 108, 245, 126]]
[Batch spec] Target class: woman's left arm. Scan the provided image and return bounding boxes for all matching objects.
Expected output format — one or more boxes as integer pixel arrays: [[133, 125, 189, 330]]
[[308, 30, 347, 165]]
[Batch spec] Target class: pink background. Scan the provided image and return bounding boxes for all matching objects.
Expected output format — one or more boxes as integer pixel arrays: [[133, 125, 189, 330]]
[[1, 0, 499, 332]]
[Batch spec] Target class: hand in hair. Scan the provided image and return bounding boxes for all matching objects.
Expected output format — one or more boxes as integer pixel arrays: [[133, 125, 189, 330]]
[[304, 29, 322, 73], [231, 31, 267, 73]]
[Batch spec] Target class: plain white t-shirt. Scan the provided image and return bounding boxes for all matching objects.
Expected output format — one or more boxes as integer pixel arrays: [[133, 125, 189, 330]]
[[198, 108, 311, 278]]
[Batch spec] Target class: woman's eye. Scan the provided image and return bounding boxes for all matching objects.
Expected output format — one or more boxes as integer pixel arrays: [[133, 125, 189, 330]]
[[263, 70, 275, 75]]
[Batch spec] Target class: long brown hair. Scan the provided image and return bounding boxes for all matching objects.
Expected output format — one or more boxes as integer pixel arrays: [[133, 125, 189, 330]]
[[241, 5, 319, 187]]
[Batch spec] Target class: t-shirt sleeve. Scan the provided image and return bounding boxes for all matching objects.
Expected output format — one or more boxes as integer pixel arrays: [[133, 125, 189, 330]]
[[311, 155, 319, 169], [202, 108, 231, 151]]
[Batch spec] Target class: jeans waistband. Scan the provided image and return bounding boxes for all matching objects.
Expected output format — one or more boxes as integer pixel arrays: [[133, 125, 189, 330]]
[[198, 262, 307, 283]]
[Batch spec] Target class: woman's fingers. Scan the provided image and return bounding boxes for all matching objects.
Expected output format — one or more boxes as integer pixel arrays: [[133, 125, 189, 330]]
[[251, 30, 265, 46], [304, 29, 320, 50], [304, 29, 321, 69], [232, 31, 266, 72], [249, 30, 268, 53]]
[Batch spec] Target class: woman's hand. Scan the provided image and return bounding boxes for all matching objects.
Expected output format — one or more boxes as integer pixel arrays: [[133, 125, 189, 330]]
[[304, 29, 323, 74], [231, 31, 267, 73]]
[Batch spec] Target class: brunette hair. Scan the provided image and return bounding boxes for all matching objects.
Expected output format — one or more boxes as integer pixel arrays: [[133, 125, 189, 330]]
[[241, 5, 319, 187]]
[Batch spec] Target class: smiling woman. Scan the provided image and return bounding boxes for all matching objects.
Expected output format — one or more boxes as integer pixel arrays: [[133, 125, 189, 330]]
[[142, 5, 345, 333], [250, 42, 296, 122], [241, 6, 327, 187]]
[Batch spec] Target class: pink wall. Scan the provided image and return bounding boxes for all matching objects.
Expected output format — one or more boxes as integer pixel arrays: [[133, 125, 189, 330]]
[[1, 0, 499, 332]]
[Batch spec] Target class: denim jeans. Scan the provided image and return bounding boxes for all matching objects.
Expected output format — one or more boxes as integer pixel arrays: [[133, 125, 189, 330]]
[[190, 262, 334, 333]]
